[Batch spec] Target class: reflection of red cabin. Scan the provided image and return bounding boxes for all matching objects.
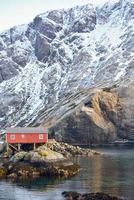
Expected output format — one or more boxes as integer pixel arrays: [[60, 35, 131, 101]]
[[6, 127, 48, 144]]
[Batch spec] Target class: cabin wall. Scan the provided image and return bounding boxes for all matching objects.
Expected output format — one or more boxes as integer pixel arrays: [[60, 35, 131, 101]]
[[6, 133, 48, 144]]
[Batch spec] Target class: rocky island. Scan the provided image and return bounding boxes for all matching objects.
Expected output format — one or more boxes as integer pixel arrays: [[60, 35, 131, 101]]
[[0, 142, 99, 180]]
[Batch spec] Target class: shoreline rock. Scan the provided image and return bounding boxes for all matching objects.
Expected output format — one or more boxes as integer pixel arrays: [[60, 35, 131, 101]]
[[62, 191, 124, 200], [0, 142, 100, 158], [47, 141, 100, 157], [0, 167, 6, 179], [0, 142, 100, 181], [0, 160, 80, 181]]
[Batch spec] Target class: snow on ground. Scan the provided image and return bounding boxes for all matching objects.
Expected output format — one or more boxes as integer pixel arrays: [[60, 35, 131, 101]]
[[0, 0, 133, 131]]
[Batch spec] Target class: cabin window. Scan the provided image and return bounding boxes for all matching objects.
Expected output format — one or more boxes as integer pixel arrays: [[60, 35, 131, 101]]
[[10, 134, 15, 140], [39, 134, 43, 139]]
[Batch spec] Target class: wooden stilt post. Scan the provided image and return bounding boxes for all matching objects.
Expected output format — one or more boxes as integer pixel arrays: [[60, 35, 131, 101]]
[[7, 143, 9, 153], [18, 143, 21, 151], [34, 143, 36, 150]]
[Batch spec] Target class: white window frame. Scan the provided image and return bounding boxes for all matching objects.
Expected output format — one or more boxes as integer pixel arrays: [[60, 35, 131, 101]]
[[10, 134, 15, 140], [39, 134, 43, 140]]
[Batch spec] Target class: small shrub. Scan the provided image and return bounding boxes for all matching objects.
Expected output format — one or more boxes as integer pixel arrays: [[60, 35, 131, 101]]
[[38, 150, 48, 157]]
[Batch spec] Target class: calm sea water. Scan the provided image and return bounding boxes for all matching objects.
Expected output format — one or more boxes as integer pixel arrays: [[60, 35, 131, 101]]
[[0, 146, 134, 200]]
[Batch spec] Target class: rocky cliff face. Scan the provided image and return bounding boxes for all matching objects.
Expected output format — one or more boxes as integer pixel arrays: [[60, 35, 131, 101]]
[[50, 90, 120, 144], [0, 0, 134, 143]]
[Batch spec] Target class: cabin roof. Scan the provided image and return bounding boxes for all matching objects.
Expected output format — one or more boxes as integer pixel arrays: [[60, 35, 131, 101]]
[[6, 127, 48, 134]]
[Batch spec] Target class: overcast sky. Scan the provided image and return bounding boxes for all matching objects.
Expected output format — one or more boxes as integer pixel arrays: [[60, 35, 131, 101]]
[[0, 0, 115, 31]]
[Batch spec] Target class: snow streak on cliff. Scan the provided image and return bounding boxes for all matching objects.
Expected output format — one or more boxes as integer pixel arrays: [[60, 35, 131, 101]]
[[0, 0, 134, 132]]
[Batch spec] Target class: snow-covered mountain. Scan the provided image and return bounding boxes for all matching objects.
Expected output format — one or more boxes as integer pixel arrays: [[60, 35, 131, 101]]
[[0, 0, 134, 143]]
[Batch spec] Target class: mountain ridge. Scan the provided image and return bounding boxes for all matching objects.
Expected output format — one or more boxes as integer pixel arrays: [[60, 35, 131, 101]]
[[0, 0, 134, 143]]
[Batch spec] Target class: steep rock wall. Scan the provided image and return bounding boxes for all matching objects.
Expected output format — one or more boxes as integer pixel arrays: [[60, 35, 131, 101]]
[[50, 86, 133, 144]]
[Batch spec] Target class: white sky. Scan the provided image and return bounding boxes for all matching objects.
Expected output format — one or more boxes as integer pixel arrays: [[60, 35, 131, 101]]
[[0, 0, 116, 32]]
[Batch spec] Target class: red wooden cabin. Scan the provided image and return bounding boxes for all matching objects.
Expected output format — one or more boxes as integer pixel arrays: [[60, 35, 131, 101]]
[[6, 127, 48, 150]]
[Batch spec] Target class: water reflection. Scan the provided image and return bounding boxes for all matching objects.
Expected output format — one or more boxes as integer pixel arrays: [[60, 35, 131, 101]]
[[90, 155, 122, 196], [73, 146, 134, 199], [89, 156, 102, 192], [16, 176, 63, 190], [0, 146, 134, 200]]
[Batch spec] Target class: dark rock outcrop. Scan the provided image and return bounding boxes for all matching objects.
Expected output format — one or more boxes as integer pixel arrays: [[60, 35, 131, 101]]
[[62, 191, 124, 200], [65, 4, 96, 33], [35, 34, 50, 62], [0, 161, 80, 180], [0, 59, 19, 83], [115, 84, 134, 139]]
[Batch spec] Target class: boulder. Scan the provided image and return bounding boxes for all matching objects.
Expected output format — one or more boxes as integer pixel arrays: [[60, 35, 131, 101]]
[[11, 151, 27, 162], [11, 146, 66, 164]]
